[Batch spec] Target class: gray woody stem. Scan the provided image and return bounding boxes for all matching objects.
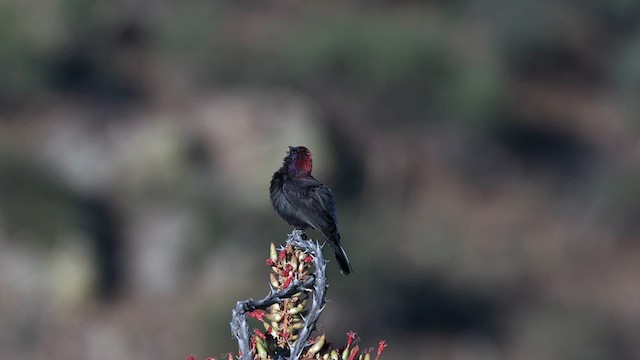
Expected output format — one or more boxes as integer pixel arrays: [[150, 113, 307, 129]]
[[287, 231, 328, 360], [230, 230, 328, 360]]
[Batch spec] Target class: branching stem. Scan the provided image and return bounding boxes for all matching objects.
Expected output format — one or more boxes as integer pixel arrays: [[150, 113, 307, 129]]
[[230, 230, 328, 360]]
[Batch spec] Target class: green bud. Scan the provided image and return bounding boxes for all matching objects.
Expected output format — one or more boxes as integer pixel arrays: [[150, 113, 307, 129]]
[[342, 346, 349, 360], [270, 273, 279, 288], [256, 339, 267, 359], [287, 304, 304, 314], [270, 243, 277, 262], [330, 349, 339, 360], [291, 322, 304, 329], [266, 312, 282, 322], [307, 334, 326, 356]]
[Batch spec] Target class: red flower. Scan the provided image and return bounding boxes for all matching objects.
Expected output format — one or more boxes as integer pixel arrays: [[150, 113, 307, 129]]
[[346, 330, 357, 347], [253, 329, 266, 340], [282, 263, 294, 277], [303, 255, 314, 263], [247, 309, 265, 321], [376, 340, 388, 359], [186, 356, 196, 360], [282, 276, 292, 288], [347, 345, 360, 360], [266, 258, 276, 266], [278, 249, 287, 261]]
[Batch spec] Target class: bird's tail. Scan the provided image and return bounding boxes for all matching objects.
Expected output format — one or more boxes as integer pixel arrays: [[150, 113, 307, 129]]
[[327, 231, 352, 275]]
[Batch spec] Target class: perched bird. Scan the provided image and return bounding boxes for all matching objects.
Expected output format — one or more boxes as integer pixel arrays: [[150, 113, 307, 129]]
[[270, 146, 352, 275]]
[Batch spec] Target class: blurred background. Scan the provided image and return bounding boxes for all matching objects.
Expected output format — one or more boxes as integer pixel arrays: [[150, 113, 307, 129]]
[[1, 0, 640, 359]]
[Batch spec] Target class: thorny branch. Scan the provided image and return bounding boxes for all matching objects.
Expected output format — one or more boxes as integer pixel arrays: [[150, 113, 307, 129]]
[[286, 232, 328, 360], [230, 230, 328, 360]]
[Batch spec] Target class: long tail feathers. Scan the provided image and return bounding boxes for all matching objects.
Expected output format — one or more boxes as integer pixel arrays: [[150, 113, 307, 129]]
[[328, 231, 352, 275]]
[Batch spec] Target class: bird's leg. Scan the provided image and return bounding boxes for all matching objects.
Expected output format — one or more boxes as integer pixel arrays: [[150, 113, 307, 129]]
[[292, 227, 310, 240]]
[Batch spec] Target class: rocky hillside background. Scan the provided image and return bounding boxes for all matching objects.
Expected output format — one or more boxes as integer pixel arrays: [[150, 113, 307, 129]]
[[1, 1, 640, 359]]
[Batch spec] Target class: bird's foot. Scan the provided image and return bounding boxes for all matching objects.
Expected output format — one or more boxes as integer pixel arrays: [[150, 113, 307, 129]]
[[291, 228, 309, 240]]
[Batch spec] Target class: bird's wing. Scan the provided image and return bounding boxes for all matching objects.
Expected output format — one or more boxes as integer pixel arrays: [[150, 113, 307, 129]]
[[286, 177, 337, 233]]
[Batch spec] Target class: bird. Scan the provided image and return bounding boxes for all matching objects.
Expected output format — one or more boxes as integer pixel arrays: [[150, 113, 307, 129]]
[[270, 146, 352, 275]]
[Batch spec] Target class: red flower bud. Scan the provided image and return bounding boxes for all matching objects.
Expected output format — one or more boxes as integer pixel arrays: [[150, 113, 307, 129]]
[[247, 309, 265, 321], [376, 340, 388, 359], [346, 330, 357, 347], [253, 329, 266, 340]]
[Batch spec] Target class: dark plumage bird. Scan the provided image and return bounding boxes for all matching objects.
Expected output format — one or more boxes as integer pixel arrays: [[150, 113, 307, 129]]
[[270, 146, 352, 275]]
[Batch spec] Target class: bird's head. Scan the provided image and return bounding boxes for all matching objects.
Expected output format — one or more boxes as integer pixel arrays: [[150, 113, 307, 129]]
[[284, 146, 313, 176]]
